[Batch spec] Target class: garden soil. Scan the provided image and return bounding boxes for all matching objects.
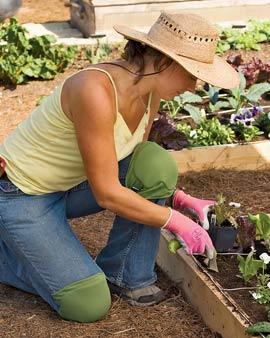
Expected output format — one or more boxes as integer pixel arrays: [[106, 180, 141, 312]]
[[1, 2, 270, 337]]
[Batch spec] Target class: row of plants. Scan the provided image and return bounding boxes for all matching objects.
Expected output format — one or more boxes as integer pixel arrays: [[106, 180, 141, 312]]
[[149, 70, 270, 149], [217, 19, 270, 54], [1, 17, 270, 85], [168, 193, 270, 336], [0, 18, 77, 85], [0, 18, 125, 85]]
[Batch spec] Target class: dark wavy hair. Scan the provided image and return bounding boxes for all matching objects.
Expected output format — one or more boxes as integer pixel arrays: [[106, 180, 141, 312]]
[[122, 40, 173, 84]]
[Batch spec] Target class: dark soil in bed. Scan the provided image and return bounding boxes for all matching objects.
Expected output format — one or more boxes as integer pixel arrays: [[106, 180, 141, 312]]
[[179, 169, 270, 325]]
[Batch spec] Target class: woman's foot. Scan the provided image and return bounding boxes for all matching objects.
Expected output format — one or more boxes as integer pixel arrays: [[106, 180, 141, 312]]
[[172, 190, 215, 230], [107, 281, 166, 307]]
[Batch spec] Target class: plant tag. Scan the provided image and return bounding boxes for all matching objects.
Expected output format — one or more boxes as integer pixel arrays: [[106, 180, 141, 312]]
[[210, 214, 217, 227]]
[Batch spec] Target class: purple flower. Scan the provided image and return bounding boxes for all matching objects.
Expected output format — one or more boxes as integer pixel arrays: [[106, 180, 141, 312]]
[[252, 106, 263, 117]]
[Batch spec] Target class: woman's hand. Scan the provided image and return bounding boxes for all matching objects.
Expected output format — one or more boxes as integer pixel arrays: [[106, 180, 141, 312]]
[[163, 209, 215, 259]]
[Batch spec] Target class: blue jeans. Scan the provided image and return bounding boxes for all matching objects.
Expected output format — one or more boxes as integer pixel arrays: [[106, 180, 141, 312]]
[[0, 155, 165, 313]]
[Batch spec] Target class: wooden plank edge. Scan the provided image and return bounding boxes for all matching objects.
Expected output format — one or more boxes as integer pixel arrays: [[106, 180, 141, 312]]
[[169, 140, 270, 173], [157, 230, 255, 338]]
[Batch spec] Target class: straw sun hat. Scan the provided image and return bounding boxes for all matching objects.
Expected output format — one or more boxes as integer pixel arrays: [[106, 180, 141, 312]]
[[114, 12, 240, 89]]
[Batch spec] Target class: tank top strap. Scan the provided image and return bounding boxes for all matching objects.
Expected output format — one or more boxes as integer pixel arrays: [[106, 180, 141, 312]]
[[91, 67, 119, 113], [146, 92, 152, 114], [66, 67, 120, 114]]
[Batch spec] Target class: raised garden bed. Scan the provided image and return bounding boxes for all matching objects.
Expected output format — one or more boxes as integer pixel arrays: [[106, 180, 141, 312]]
[[157, 230, 252, 338], [157, 171, 270, 338], [170, 139, 270, 173], [157, 227, 270, 338]]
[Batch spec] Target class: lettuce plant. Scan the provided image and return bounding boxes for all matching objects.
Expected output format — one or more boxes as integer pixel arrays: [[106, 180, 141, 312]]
[[149, 114, 188, 150], [217, 19, 270, 55], [237, 249, 264, 283], [177, 117, 235, 147], [249, 213, 270, 250], [227, 54, 270, 86]]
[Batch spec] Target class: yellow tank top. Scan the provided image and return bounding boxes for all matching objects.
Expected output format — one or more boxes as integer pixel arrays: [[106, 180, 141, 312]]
[[0, 68, 152, 195]]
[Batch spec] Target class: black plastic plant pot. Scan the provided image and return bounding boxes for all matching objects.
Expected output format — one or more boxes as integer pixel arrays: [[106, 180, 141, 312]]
[[209, 226, 238, 252]]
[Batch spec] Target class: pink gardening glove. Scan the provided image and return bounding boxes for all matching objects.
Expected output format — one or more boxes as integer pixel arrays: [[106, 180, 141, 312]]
[[163, 209, 215, 259], [173, 190, 215, 230]]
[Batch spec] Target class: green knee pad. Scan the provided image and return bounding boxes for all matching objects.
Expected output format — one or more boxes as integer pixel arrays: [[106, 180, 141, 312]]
[[125, 141, 178, 199], [52, 273, 111, 323]]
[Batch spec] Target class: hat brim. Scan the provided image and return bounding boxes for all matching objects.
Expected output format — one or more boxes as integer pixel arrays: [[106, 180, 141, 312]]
[[114, 25, 240, 89]]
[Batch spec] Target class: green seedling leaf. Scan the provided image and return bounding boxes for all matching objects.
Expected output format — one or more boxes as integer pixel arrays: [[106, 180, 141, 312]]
[[168, 239, 181, 254], [246, 322, 270, 334], [237, 250, 264, 283], [180, 91, 202, 105], [245, 83, 270, 102], [184, 104, 204, 124]]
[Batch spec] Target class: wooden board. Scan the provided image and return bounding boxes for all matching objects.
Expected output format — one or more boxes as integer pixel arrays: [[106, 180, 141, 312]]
[[170, 140, 270, 173], [69, 0, 270, 37], [157, 230, 254, 338]]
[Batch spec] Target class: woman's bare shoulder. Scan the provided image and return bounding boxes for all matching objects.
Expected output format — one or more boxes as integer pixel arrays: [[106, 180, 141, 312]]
[[61, 68, 116, 120]]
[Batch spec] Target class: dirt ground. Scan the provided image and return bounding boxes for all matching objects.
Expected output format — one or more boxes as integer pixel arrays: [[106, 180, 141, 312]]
[[1, 2, 270, 337]]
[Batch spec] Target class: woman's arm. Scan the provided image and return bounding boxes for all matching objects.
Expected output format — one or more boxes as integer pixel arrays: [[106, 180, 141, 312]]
[[67, 72, 170, 228]]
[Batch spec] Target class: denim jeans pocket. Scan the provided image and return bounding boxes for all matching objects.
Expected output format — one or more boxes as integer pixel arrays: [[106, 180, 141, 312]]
[[0, 180, 23, 195]]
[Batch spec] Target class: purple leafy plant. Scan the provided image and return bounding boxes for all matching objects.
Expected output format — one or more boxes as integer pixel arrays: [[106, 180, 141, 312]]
[[227, 55, 270, 86], [148, 114, 189, 150]]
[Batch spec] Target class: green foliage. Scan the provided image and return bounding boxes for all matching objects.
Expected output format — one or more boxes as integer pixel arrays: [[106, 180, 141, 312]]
[[249, 213, 270, 250], [237, 250, 264, 283], [177, 117, 236, 147], [249, 19, 270, 41], [199, 83, 231, 113], [85, 40, 112, 64], [231, 122, 263, 142], [217, 19, 270, 55], [0, 18, 77, 85], [246, 322, 270, 334], [255, 274, 270, 306], [213, 194, 238, 227], [255, 112, 270, 138], [168, 239, 182, 254], [225, 72, 270, 112], [160, 91, 203, 122]]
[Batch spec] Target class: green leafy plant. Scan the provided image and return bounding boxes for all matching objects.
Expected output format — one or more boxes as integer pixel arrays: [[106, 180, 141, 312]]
[[249, 19, 270, 41], [199, 83, 231, 113], [231, 122, 263, 142], [237, 249, 264, 283], [212, 194, 239, 227], [85, 40, 112, 64], [217, 20, 270, 55], [177, 117, 236, 147], [225, 72, 270, 112], [249, 213, 270, 250], [160, 91, 203, 123], [255, 112, 270, 138], [0, 18, 77, 85]]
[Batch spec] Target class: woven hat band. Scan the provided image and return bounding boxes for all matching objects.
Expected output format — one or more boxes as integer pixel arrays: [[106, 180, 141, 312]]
[[147, 13, 218, 63]]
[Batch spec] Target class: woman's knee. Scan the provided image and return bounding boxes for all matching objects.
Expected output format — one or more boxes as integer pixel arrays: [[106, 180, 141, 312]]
[[125, 141, 178, 199], [52, 273, 111, 323]]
